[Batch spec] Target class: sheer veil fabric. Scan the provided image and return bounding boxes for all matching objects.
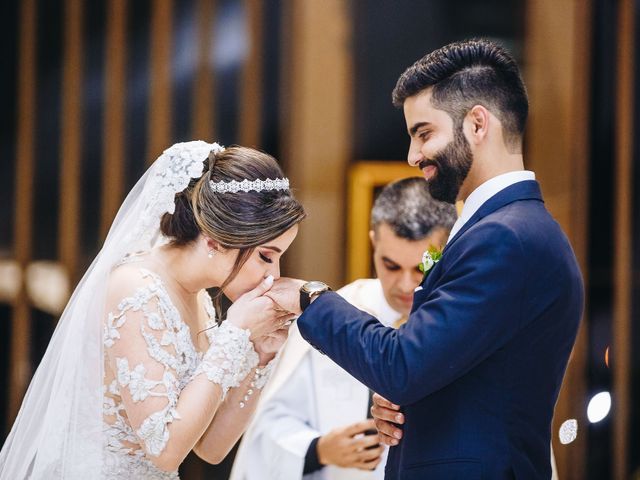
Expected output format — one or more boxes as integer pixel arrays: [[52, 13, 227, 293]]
[[0, 141, 223, 479]]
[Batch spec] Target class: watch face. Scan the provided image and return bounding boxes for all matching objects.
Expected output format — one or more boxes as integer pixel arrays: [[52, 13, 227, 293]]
[[303, 281, 328, 294]]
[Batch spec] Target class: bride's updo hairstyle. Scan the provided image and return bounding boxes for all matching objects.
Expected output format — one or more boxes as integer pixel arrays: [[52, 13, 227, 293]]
[[160, 146, 306, 304]]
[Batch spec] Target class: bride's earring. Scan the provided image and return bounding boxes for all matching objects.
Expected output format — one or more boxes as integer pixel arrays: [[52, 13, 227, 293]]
[[208, 249, 215, 259]]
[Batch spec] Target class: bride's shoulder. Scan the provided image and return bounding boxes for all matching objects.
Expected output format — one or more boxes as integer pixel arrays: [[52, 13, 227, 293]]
[[106, 262, 164, 300]]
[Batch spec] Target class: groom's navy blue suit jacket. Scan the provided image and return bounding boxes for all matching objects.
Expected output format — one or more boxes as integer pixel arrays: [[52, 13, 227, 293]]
[[297, 181, 583, 480]]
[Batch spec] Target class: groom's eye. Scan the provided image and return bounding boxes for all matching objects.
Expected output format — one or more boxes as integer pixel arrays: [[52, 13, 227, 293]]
[[259, 252, 273, 264], [419, 130, 431, 141]]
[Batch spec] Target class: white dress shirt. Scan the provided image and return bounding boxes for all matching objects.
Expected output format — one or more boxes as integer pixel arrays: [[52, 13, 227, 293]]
[[447, 170, 536, 243]]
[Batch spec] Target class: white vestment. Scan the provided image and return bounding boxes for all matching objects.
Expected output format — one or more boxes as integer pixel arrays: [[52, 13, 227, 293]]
[[230, 279, 401, 480]]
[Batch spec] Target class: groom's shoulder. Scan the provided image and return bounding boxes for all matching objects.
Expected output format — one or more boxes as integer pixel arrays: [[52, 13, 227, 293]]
[[450, 221, 526, 272], [456, 200, 576, 269], [445, 206, 545, 267], [475, 198, 557, 242]]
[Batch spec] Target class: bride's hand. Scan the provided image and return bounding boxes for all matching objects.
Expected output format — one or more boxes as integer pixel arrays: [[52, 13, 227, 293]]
[[226, 276, 292, 340]]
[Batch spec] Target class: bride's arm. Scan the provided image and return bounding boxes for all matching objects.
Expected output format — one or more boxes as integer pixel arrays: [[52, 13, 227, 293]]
[[193, 364, 266, 463], [104, 270, 281, 472], [193, 337, 283, 463]]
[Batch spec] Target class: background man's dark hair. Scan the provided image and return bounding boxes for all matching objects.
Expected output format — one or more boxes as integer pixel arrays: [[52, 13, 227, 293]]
[[392, 38, 529, 152], [371, 177, 457, 240]]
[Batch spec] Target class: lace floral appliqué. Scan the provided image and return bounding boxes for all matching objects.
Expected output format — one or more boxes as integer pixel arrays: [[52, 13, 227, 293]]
[[194, 322, 259, 397], [104, 270, 195, 460], [102, 267, 260, 478]]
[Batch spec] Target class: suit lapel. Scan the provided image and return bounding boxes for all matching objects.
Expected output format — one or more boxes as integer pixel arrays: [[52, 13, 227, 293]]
[[443, 180, 543, 255], [413, 180, 543, 304]]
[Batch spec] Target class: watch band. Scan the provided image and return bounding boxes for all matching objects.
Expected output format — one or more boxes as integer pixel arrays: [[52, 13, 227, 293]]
[[299, 281, 330, 312], [300, 289, 313, 311]]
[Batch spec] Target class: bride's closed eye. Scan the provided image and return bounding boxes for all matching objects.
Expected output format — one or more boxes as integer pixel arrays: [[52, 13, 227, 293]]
[[259, 252, 273, 264]]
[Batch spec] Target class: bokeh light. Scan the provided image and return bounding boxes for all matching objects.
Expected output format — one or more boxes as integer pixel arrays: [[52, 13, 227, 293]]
[[559, 419, 578, 444], [587, 392, 612, 423]]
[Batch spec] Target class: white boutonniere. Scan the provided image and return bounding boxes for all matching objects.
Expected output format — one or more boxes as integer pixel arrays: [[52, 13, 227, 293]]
[[418, 247, 443, 281]]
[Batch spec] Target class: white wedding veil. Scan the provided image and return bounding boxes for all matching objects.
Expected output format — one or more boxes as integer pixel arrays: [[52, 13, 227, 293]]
[[0, 141, 223, 479]]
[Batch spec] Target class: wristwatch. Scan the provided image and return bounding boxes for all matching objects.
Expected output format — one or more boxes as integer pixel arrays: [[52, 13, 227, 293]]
[[299, 281, 331, 311]]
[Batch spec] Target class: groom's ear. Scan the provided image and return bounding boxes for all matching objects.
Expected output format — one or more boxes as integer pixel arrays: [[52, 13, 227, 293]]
[[465, 105, 490, 145]]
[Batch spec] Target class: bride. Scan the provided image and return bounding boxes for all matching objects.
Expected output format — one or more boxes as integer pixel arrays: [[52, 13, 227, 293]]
[[0, 141, 306, 479]]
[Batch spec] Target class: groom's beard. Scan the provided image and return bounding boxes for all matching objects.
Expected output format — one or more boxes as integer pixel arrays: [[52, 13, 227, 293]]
[[420, 127, 473, 204]]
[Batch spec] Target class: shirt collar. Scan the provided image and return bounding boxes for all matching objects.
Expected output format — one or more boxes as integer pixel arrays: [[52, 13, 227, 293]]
[[447, 170, 535, 244]]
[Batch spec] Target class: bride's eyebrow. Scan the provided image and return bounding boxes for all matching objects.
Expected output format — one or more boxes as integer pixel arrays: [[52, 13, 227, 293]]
[[261, 245, 282, 253]]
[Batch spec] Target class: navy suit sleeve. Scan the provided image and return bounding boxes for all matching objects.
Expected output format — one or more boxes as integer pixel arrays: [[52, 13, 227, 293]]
[[297, 222, 527, 406]]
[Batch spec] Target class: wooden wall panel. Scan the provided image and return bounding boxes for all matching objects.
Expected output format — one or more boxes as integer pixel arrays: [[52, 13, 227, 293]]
[[59, 0, 83, 281], [239, 0, 263, 148], [281, 0, 353, 286], [9, 0, 37, 422], [524, 1, 592, 478], [613, 0, 634, 477], [101, 0, 127, 238], [148, 0, 173, 163], [191, 0, 216, 141]]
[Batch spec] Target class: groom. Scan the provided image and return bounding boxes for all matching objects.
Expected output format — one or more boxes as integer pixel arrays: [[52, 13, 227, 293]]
[[268, 39, 583, 479]]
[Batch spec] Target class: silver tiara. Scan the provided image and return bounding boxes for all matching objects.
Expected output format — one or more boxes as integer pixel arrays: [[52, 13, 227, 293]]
[[209, 177, 290, 194]]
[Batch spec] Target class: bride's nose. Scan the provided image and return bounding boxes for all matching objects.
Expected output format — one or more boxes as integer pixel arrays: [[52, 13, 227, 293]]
[[269, 262, 281, 280]]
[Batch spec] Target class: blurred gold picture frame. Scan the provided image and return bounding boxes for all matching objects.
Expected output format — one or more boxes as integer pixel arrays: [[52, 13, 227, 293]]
[[346, 161, 419, 283], [346, 161, 462, 283]]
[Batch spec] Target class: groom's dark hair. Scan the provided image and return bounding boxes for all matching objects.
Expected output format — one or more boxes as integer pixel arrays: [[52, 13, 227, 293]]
[[371, 177, 457, 241], [392, 38, 529, 152]]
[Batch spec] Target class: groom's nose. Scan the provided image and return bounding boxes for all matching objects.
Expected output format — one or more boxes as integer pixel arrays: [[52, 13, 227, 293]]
[[407, 141, 423, 167]]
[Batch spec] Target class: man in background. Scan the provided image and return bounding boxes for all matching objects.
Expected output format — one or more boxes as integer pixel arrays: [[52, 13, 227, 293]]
[[230, 177, 457, 480]]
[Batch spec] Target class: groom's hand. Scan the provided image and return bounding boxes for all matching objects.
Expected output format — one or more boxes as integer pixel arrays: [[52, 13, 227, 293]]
[[370, 393, 404, 446], [265, 278, 306, 315]]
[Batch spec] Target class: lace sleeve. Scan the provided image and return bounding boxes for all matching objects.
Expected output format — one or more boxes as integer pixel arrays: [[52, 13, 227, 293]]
[[103, 268, 196, 457], [193, 322, 259, 396], [195, 296, 262, 399]]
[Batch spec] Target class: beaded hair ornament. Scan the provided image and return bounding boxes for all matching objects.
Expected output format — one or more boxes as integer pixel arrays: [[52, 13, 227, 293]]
[[209, 177, 290, 194], [208, 146, 290, 194]]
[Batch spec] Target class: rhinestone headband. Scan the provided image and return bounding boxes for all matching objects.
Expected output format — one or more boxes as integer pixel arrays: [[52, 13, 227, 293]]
[[209, 177, 290, 194]]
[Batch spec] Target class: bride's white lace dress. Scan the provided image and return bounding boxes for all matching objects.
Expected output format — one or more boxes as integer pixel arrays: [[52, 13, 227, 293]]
[[0, 141, 264, 479], [101, 265, 269, 479]]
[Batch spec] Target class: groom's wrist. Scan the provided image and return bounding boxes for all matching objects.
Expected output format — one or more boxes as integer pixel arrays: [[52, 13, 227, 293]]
[[299, 281, 331, 312]]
